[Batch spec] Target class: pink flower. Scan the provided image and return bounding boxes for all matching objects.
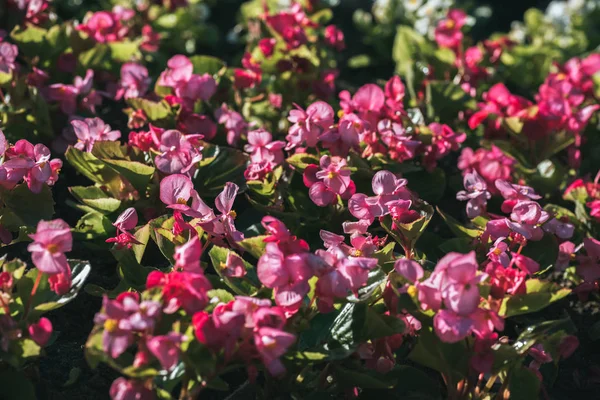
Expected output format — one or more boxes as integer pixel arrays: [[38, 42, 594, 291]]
[[48, 270, 72, 295], [456, 171, 491, 218], [106, 208, 140, 249], [324, 25, 345, 51], [487, 238, 510, 267], [27, 219, 72, 275], [543, 218, 574, 239], [94, 295, 136, 358], [0, 42, 18, 74], [154, 130, 202, 175], [303, 155, 355, 207], [434, 9, 467, 49], [215, 104, 248, 146], [286, 101, 334, 150], [315, 247, 378, 312], [109, 378, 155, 400], [588, 200, 600, 223], [254, 327, 296, 376], [348, 170, 411, 223], [436, 251, 486, 316], [158, 55, 193, 88], [511, 253, 540, 275], [116, 62, 150, 100], [458, 146, 515, 192], [71, 118, 121, 153], [394, 259, 424, 283], [433, 309, 474, 343], [141, 25, 160, 52], [221, 252, 247, 278], [244, 129, 285, 167], [159, 174, 215, 222], [146, 270, 211, 314], [244, 160, 272, 181], [485, 262, 526, 298], [422, 123, 466, 170], [28, 317, 52, 346], [78, 11, 129, 43], [175, 73, 217, 105], [495, 180, 540, 212], [146, 333, 184, 371], [174, 235, 202, 273], [258, 38, 276, 57]]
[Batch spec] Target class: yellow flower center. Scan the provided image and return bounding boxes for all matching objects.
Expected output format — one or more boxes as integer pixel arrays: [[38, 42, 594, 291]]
[[446, 20, 455, 29], [327, 171, 336, 179], [46, 243, 59, 254], [407, 285, 417, 297], [337, 110, 345, 118], [177, 197, 187, 204], [104, 319, 119, 333], [229, 210, 237, 219]]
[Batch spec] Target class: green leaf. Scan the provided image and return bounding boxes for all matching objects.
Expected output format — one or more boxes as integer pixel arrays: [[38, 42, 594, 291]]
[[436, 206, 482, 238], [237, 235, 268, 259], [426, 81, 476, 121], [409, 326, 468, 382], [334, 366, 397, 389], [0, 184, 54, 228], [78, 44, 111, 70], [17, 260, 91, 316], [499, 279, 571, 317], [393, 26, 433, 78], [65, 147, 122, 194], [127, 98, 172, 121], [100, 159, 155, 194], [208, 246, 258, 296], [149, 216, 179, 263], [74, 212, 115, 239], [69, 186, 122, 213], [189, 55, 226, 76], [286, 153, 320, 172], [194, 145, 247, 197], [108, 40, 141, 62], [508, 366, 540, 400], [329, 303, 405, 347], [10, 25, 46, 56]]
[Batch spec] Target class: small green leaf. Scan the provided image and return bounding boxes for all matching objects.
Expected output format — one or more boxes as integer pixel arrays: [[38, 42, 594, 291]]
[[499, 279, 571, 317], [237, 235, 268, 259], [286, 153, 320, 172], [189, 55, 226, 76], [436, 206, 483, 238]]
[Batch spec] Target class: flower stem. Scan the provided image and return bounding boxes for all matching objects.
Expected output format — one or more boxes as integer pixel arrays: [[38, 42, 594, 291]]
[[24, 272, 43, 319]]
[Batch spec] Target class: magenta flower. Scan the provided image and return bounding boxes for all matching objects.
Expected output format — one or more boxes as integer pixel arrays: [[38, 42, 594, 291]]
[[487, 238, 510, 267], [116, 62, 150, 100], [511, 253, 540, 275], [456, 171, 491, 218], [433, 309, 474, 343], [174, 235, 202, 273], [458, 146, 516, 193], [146, 333, 184, 371], [258, 38, 276, 57], [348, 170, 411, 223], [211, 182, 244, 243], [146, 270, 211, 314], [286, 101, 334, 150], [438, 252, 487, 316], [394, 259, 424, 283], [0, 42, 18, 74], [244, 129, 285, 166], [158, 55, 193, 88], [94, 296, 136, 358], [28, 317, 53, 347], [434, 9, 467, 49], [154, 130, 202, 175], [159, 174, 215, 222], [77, 11, 128, 43], [109, 378, 155, 400], [315, 247, 378, 312], [495, 180, 540, 212], [71, 118, 121, 153], [215, 104, 248, 146], [303, 155, 355, 207], [175, 73, 217, 104], [324, 24, 345, 51], [254, 327, 296, 376], [28, 219, 72, 275], [339, 83, 385, 125], [221, 252, 247, 278], [106, 208, 140, 249]]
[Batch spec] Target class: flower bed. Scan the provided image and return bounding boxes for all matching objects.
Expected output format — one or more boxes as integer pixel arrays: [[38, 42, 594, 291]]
[[1, 0, 600, 398]]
